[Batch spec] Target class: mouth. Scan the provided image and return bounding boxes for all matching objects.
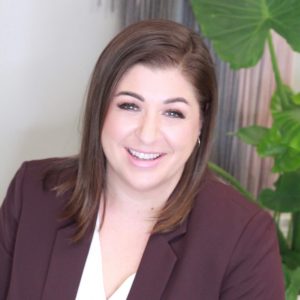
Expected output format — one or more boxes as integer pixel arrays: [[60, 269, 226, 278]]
[[127, 148, 164, 161]]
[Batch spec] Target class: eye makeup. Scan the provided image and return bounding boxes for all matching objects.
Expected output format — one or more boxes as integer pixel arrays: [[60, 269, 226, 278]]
[[117, 102, 140, 111], [164, 109, 185, 119]]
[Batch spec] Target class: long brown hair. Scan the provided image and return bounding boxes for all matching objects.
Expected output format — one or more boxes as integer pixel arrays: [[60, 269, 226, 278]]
[[47, 19, 218, 242]]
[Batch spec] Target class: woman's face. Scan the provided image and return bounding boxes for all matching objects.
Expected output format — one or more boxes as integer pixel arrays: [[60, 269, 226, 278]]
[[101, 64, 201, 193]]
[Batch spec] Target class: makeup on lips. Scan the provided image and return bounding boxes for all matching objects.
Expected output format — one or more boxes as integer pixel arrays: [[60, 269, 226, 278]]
[[126, 147, 166, 168]]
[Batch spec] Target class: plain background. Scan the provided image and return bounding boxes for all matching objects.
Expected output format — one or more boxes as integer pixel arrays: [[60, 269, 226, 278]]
[[0, 1, 300, 203], [0, 0, 121, 202]]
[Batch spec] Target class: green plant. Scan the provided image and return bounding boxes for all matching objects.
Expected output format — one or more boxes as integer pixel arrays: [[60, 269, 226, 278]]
[[190, 0, 300, 298]]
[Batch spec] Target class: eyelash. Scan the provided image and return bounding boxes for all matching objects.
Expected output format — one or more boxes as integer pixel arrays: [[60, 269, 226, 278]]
[[117, 102, 185, 119], [164, 110, 185, 119], [117, 102, 140, 111]]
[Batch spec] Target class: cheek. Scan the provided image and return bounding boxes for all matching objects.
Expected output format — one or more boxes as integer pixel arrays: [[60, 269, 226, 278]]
[[165, 121, 200, 152], [101, 111, 135, 146], [101, 111, 120, 146]]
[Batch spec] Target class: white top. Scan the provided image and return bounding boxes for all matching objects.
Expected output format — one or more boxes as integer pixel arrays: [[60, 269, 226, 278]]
[[76, 217, 136, 300]]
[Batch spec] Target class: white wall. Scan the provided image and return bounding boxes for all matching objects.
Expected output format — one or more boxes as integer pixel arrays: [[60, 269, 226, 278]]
[[0, 0, 121, 202]]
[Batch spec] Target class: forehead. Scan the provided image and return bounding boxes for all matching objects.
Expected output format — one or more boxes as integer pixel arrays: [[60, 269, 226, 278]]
[[115, 64, 198, 102]]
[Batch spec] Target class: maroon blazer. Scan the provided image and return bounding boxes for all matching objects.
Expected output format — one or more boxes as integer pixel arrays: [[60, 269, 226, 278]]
[[0, 159, 285, 299]]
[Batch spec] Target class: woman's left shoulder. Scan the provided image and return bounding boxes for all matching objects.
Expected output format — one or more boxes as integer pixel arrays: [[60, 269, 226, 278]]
[[183, 171, 285, 299], [191, 171, 271, 231]]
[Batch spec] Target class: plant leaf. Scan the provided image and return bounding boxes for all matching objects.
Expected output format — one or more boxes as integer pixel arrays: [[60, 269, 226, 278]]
[[282, 249, 300, 270], [273, 148, 300, 173], [271, 85, 296, 112], [239, 124, 300, 172], [270, 86, 300, 152], [269, 0, 300, 53], [293, 93, 300, 105], [258, 171, 300, 212], [273, 109, 300, 151], [190, 0, 300, 68], [284, 265, 300, 300], [256, 127, 285, 156], [235, 125, 269, 145]]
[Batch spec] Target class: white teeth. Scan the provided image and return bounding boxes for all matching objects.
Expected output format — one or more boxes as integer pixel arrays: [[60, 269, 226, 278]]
[[128, 149, 161, 160]]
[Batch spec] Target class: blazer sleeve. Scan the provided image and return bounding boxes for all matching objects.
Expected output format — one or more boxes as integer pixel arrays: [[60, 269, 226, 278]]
[[220, 210, 285, 300], [0, 163, 26, 300]]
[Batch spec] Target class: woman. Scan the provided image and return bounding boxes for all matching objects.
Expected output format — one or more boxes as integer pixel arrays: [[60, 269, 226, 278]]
[[0, 20, 285, 300]]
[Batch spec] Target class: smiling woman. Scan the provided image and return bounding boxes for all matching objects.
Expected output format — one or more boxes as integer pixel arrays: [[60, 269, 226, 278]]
[[0, 20, 285, 300], [102, 65, 201, 195]]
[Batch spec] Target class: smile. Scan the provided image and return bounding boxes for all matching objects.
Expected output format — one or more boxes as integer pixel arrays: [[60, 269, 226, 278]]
[[127, 148, 162, 160]]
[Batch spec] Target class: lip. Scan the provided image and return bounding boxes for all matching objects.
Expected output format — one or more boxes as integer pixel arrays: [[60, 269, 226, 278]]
[[126, 147, 166, 168]]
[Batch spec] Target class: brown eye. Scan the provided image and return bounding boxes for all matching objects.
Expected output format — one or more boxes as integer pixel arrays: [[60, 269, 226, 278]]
[[164, 110, 185, 119], [117, 102, 140, 111]]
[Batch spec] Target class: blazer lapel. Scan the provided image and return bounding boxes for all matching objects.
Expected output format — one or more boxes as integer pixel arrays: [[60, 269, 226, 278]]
[[41, 219, 95, 300], [41, 207, 187, 300], [128, 221, 187, 300]]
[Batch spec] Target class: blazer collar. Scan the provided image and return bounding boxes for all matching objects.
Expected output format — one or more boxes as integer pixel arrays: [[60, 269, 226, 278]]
[[41, 216, 97, 300], [127, 219, 188, 299], [41, 212, 187, 300]]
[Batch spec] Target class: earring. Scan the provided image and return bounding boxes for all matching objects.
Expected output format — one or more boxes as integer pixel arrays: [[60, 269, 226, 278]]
[[197, 137, 201, 145]]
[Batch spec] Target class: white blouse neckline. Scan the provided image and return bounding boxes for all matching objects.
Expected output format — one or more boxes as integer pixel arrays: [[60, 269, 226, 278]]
[[76, 216, 136, 300]]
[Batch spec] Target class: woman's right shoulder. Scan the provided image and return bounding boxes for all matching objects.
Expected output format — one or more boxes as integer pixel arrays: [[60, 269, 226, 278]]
[[2, 157, 76, 214], [0, 158, 77, 299], [17, 157, 64, 178], [20, 156, 75, 178], [21, 156, 78, 187]]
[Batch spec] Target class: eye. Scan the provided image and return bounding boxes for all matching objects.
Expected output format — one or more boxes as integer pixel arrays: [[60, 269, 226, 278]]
[[117, 102, 140, 111], [164, 110, 185, 119]]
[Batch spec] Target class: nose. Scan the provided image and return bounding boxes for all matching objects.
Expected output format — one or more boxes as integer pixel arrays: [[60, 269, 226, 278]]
[[136, 111, 160, 145]]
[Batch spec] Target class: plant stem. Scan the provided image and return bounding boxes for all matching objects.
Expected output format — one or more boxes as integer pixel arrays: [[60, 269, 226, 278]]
[[208, 162, 257, 203], [276, 224, 289, 253], [287, 213, 293, 248], [273, 211, 281, 226], [267, 32, 289, 107], [292, 212, 300, 252]]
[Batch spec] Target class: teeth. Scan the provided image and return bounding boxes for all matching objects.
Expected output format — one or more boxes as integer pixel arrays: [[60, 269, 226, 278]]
[[128, 149, 161, 160]]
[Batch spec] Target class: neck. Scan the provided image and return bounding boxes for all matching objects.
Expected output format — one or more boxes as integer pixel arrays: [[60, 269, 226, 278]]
[[104, 184, 165, 222], [103, 171, 179, 224]]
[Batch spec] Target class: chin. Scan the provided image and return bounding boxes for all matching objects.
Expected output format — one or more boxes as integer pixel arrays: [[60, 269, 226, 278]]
[[125, 172, 181, 195], [128, 180, 162, 193]]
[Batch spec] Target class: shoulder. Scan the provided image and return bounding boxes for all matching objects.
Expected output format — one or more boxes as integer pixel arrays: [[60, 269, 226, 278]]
[[12, 157, 76, 196], [182, 172, 284, 298], [190, 171, 270, 234], [18, 157, 66, 186], [0, 158, 64, 266], [2, 158, 56, 210], [185, 170, 278, 272], [1, 158, 71, 226]]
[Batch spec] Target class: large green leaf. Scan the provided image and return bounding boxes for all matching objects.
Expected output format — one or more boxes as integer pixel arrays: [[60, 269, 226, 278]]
[[235, 125, 269, 145], [258, 171, 300, 212], [190, 0, 300, 68]]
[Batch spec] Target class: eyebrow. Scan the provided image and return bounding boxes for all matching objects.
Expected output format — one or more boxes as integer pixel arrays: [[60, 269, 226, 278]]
[[115, 91, 189, 105]]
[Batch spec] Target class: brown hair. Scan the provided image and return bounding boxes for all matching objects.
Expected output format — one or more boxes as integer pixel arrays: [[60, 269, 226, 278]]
[[48, 19, 217, 241]]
